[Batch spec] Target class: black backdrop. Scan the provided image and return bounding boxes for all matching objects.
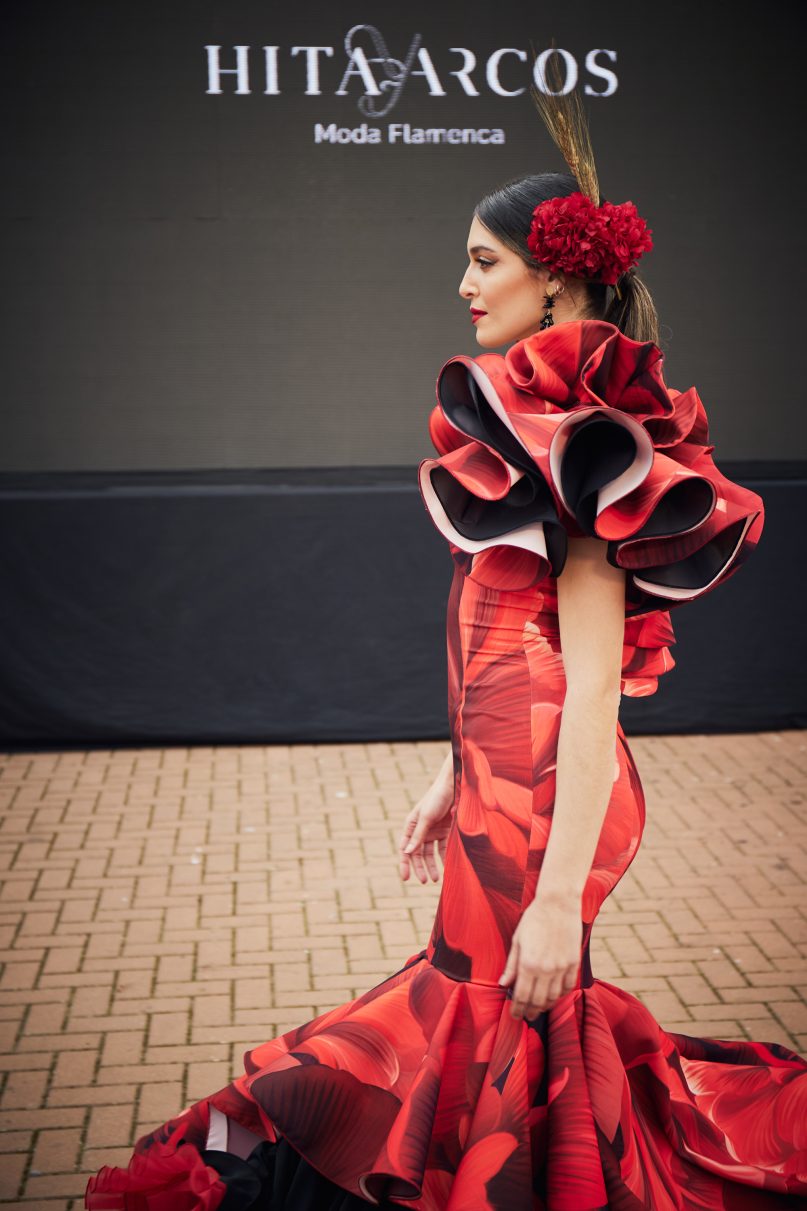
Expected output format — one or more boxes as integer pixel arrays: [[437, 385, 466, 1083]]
[[2, 2, 806, 745]]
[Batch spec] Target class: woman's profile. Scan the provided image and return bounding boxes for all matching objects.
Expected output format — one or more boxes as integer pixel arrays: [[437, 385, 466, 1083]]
[[84, 67, 807, 1211]]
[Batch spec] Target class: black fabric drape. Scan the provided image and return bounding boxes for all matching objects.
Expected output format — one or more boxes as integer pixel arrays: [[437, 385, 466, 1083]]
[[203, 1135, 403, 1210]]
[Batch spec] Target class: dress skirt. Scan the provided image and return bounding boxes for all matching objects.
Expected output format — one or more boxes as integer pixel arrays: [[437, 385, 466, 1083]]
[[84, 567, 807, 1210]]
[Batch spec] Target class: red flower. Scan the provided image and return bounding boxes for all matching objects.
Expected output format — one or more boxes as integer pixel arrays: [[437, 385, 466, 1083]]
[[527, 192, 653, 286]]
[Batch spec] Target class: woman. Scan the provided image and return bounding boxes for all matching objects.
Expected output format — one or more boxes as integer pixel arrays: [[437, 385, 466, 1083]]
[[85, 95, 807, 1211]]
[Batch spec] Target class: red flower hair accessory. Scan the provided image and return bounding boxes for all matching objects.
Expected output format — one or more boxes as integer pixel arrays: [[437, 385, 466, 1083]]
[[527, 191, 653, 287]]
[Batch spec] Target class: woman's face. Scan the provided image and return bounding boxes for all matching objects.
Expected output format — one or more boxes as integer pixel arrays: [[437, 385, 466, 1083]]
[[458, 215, 569, 348]]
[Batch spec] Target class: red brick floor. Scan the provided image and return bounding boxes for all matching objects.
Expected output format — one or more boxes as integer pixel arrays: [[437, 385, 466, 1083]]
[[1, 730, 806, 1208]]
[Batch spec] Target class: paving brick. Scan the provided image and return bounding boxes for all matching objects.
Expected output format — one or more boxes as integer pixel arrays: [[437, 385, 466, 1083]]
[[21, 1171, 88, 1198], [155, 954, 193, 984], [100, 1030, 144, 1067], [47, 1087, 128, 1111], [147, 1012, 188, 1047], [52, 1049, 98, 1088], [0, 1149, 25, 1198], [69, 987, 111, 1018], [137, 1081, 184, 1124], [0, 1130, 32, 1153], [95, 1062, 183, 1086], [772, 1000, 807, 1035], [191, 996, 231, 1028], [24, 1003, 68, 1036], [0, 961, 41, 991], [85, 1103, 135, 1149], [273, 963, 311, 994], [30, 1126, 83, 1174], [0, 1107, 85, 1131], [1, 1067, 48, 1110], [667, 973, 720, 1006], [345, 934, 383, 962]]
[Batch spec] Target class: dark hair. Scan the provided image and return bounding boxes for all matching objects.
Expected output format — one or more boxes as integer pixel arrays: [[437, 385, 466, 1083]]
[[474, 171, 659, 346]]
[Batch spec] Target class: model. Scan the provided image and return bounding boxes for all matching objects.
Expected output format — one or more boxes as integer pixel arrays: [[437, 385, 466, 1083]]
[[85, 77, 807, 1211]]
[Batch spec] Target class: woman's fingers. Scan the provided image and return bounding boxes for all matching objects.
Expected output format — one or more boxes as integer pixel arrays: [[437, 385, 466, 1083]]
[[498, 940, 517, 990], [403, 813, 444, 882], [399, 805, 452, 884], [511, 967, 539, 1018], [402, 843, 441, 884], [562, 966, 579, 994], [398, 810, 420, 880], [422, 842, 440, 882], [542, 975, 565, 1012], [512, 974, 540, 1020], [398, 836, 412, 880], [404, 819, 428, 882], [399, 813, 417, 852], [510, 966, 579, 1019], [404, 852, 424, 881]]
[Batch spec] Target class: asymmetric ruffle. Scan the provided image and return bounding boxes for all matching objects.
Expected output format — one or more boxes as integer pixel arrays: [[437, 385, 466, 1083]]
[[418, 320, 765, 696]]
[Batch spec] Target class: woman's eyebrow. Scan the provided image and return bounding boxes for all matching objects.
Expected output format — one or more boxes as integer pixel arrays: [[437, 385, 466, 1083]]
[[468, 244, 498, 254]]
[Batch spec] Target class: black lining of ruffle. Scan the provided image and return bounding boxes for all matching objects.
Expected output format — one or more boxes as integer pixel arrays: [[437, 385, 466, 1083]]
[[202, 1135, 411, 1209]]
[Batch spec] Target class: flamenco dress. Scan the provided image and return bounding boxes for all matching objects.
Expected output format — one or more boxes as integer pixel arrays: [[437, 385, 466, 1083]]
[[85, 319, 807, 1210]]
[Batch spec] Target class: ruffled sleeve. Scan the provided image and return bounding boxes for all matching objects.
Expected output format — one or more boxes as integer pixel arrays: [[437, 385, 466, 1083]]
[[418, 319, 765, 697]]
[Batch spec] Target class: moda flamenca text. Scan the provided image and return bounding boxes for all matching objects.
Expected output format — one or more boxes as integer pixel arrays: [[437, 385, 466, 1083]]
[[315, 122, 505, 145]]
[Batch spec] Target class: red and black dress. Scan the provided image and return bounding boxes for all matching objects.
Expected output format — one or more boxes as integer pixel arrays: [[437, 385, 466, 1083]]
[[85, 320, 807, 1210]]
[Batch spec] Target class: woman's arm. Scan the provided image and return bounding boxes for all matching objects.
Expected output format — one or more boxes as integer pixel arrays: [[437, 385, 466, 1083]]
[[539, 535, 626, 895], [499, 535, 626, 1019], [435, 745, 454, 792]]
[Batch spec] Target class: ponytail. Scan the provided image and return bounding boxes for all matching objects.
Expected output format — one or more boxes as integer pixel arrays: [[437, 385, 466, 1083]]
[[602, 269, 660, 346]]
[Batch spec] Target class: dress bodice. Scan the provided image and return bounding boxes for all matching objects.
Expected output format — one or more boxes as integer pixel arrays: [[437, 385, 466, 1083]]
[[447, 556, 675, 701]]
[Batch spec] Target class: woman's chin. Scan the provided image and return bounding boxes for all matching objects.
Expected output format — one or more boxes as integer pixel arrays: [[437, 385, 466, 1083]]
[[474, 319, 533, 348], [474, 325, 502, 348]]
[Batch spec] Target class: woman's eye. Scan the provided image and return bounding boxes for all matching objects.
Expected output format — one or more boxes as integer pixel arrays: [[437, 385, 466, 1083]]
[[477, 258, 494, 268]]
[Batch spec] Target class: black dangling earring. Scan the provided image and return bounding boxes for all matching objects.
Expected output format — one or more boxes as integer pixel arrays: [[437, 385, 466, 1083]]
[[539, 284, 564, 330]]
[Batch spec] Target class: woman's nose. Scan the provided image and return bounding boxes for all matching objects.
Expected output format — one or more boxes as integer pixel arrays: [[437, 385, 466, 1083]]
[[458, 268, 475, 298]]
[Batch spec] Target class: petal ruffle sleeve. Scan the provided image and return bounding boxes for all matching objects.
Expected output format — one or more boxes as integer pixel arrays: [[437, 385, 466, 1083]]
[[417, 319, 765, 697]]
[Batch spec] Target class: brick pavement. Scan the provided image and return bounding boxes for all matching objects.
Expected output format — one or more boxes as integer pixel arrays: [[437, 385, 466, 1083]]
[[0, 730, 805, 1208]]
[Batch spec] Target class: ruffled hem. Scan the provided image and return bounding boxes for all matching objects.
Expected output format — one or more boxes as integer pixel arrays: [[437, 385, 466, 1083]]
[[84, 950, 807, 1211], [85, 1136, 227, 1209], [418, 320, 764, 696], [85, 1128, 538, 1211], [85, 1132, 400, 1211]]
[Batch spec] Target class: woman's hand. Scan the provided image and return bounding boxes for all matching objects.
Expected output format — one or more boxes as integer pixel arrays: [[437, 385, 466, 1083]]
[[398, 774, 455, 885], [498, 889, 582, 1019]]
